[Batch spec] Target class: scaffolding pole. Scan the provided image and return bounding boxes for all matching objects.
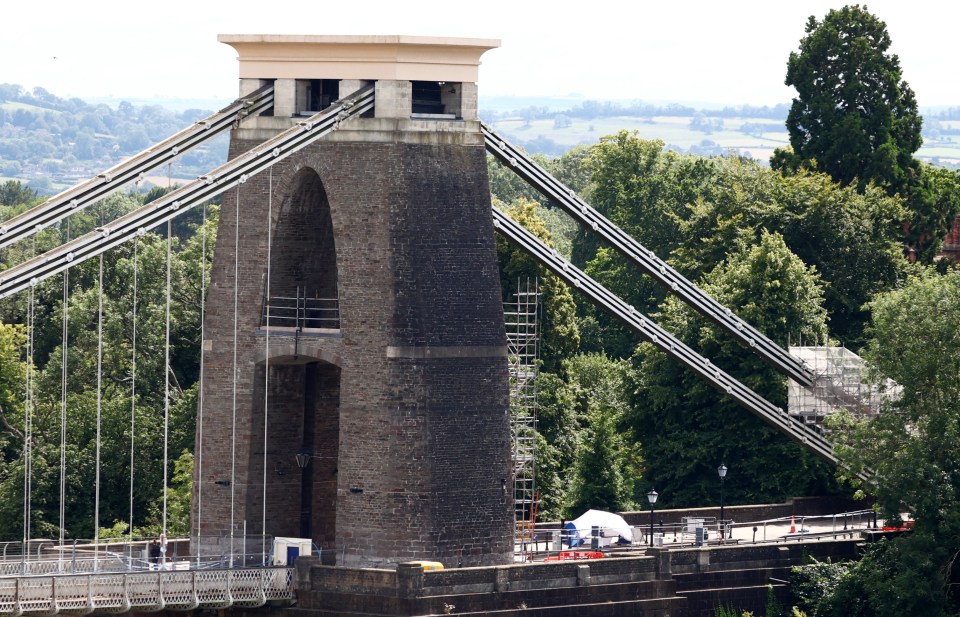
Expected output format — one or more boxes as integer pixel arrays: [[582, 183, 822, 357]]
[[787, 345, 898, 433], [505, 279, 540, 544]]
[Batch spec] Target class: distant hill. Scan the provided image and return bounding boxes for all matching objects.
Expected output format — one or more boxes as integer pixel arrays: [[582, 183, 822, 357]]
[[0, 83, 227, 195], [2, 83, 958, 197], [480, 95, 960, 168]]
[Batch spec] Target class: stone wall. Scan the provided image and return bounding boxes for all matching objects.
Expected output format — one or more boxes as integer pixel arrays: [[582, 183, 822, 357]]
[[193, 119, 512, 568], [280, 538, 862, 616]]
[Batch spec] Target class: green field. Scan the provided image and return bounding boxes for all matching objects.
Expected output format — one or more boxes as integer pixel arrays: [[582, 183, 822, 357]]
[[488, 115, 960, 165]]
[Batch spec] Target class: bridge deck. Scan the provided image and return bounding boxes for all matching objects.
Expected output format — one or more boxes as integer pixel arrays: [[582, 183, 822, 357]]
[[0, 566, 293, 616]]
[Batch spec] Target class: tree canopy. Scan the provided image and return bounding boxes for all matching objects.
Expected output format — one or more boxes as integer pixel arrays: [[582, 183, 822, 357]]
[[804, 266, 960, 615], [776, 5, 922, 195], [773, 5, 960, 262], [0, 192, 214, 539], [631, 231, 837, 507]]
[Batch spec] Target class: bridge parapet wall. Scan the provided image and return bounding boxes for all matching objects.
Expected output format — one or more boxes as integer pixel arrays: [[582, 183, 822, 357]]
[[287, 539, 862, 616], [663, 538, 860, 575]]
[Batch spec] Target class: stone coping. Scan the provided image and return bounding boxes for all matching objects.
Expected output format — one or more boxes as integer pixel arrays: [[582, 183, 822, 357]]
[[219, 34, 500, 83]]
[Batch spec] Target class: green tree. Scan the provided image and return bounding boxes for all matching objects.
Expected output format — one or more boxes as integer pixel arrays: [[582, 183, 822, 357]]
[[487, 145, 590, 261], [789, 558, 854, 617], [495, 198, 583, 519], [908, 164, 960, 262], [815, 536, 947, 617], [777, 5, 922, 196], [0, 324, 27, 539], [496, 198, 580, 373], [674, 158, 907, 348], [774, 5, 958, 263], [577, 131, 718, 269], [533, 372, 577, 520], [533, 353, 642, 521], [633, 232, 836, 507], [565, 399, 637, 516], [136, 449, 194, 537], [573, 132, 718, 356], [488, 156, 549, 207], [0, 180, 38, 207], [0, 198, 215, 539], [828, 267, 960, 613]]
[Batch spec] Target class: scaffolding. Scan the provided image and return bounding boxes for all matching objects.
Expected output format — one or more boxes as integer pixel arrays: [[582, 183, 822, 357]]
[[504, 279, 540, 542], [788, 346, 898, 432]]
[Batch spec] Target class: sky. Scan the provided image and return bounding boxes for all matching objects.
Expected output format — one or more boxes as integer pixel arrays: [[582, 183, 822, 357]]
[[3, 0, 958, 108]]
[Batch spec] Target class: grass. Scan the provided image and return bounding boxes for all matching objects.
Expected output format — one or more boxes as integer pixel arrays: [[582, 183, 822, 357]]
[[488, 115, 960, 164], [491, 115, 799, 160]]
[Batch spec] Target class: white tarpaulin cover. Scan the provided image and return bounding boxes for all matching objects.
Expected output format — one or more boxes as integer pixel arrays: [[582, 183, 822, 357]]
[[564, 509, 634, 546]]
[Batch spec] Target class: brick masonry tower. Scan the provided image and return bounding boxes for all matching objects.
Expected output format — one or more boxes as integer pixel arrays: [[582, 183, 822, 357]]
[[193, 35, 512, 568]]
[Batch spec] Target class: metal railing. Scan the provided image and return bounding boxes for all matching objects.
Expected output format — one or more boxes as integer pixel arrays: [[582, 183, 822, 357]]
[[261, 290, 340, 331], [513, 508, 883, 561], [0, 568, 293, 615]]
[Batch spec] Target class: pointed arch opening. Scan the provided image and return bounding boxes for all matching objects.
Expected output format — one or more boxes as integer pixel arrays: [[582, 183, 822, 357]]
[[261, 168, 340, 332], [254, 167, 341, 559]]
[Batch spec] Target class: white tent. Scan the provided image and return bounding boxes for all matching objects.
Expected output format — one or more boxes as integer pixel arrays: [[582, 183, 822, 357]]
[[564, 509, 634, 547]]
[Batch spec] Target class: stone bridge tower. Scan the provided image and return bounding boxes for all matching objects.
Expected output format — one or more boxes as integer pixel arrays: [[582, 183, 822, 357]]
[[194, 35, 512, 568]]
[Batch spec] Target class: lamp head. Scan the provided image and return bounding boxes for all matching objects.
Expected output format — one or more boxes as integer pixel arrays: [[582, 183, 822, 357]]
[[718, 464, 728, 479], [647, 488, 659, 505]]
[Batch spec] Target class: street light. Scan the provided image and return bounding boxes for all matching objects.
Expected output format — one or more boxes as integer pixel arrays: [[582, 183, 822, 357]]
[[718, 464, 728, 541], [295, 451, 311, 469], [295, 451, 336, 468], [647, 488, 659, 547]]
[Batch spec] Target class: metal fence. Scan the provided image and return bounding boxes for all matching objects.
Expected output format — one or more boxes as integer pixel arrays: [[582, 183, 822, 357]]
[[0, 567, 293, 616], [514, 508, 883, 561], [260, 293, 340, 331]]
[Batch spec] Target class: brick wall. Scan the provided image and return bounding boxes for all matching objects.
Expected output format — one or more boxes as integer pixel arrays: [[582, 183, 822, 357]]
[[193, 123, 512, 568]]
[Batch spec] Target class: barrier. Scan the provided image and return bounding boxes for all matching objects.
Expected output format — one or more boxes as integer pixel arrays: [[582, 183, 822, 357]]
[[0, 567, 293, 616]]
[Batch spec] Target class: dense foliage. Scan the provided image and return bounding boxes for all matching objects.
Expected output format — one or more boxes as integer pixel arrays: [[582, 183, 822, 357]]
[[0, 190, 213, 539], [809, 268, 960, 614], [0, 84, 226, 193], [632, 232, 837, 507], [483, 111, 932, 513], [776, 6, 922, 195], [772, 6, 960, 262]]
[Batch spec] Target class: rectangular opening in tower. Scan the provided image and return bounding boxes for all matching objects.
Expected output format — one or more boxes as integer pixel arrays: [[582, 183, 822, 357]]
[[296, 79, 341, 115], [411, 80, 461, 119]]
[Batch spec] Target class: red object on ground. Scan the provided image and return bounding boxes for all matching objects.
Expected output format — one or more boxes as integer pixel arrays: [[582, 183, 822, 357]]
[[544, 551, 604, 561], [789, 515, 796, 533]]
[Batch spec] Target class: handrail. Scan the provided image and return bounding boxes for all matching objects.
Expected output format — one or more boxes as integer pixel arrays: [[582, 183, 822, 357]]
[[261, 292, 340, 330], [0, 567, 293, 616]]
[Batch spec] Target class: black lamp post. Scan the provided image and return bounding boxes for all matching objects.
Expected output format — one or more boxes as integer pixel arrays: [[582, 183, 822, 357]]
[[718, 464, 728, 541], [296, 451, 314, 538], [647, 488, 659, 547]]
